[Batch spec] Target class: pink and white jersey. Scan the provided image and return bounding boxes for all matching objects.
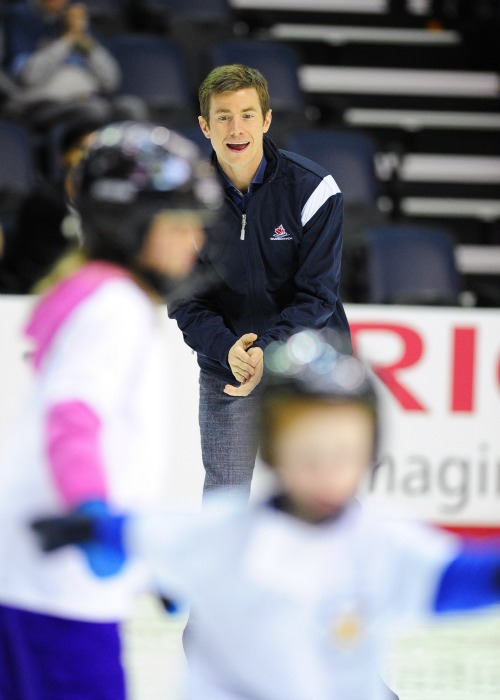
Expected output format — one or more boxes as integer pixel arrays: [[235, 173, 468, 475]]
[[0, 264, 170, 621]]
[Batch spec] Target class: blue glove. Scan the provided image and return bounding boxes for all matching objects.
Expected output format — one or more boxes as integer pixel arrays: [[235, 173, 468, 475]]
[[75, 501, 127, 578]]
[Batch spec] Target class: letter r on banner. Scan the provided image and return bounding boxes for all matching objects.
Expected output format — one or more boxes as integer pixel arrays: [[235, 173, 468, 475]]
[[350, 323, 427, 411]]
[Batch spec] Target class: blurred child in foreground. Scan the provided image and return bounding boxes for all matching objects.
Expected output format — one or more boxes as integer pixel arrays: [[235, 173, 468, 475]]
[[0, 121, 222, 699], [34, 330, 500, 700]]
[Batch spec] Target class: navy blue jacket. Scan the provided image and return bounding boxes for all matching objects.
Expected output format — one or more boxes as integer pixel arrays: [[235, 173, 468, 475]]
[[172, 136, 351, 383]]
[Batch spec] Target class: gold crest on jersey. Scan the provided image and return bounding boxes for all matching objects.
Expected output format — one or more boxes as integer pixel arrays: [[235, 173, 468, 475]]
[[330, 608, 365, 649]]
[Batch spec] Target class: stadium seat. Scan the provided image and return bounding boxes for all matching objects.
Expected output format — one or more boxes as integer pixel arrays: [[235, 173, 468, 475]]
[[81, 0, 125, 35], [209, 40, 309, 145], [0, 119, 36, 215], [141, 0, 232, 24], [362, 224, 460, 305], [285, 128, 381, 206], [105, 35, 195, 127], [0, 119, 37, 288], [135, 0, 236, 86]]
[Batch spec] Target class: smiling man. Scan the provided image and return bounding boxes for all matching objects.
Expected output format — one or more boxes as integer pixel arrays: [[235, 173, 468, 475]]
[[200, 86, 272, 194], [171, 64, 351, 496]]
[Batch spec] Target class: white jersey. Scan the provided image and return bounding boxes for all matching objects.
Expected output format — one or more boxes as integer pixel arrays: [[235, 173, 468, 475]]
[[0, 277, 170, 621], [130, 495, 459, 700]]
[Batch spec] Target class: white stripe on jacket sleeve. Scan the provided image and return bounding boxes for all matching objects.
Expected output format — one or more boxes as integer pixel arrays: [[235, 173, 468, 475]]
[[300, 175, 341, 227]]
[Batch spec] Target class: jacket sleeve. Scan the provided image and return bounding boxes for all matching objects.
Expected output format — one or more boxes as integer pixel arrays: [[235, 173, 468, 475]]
[[13, 35, 77, 87], [43, 282, 153, 507], [85, 42, 120, 92], [46, 400, 108, 508], [169, 260, 238, 370], [253, 189, 348, 352], [433, 543, 500, 613]]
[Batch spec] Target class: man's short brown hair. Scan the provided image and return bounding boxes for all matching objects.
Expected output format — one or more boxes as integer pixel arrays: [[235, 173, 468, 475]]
[[199, 64, 270, 123]]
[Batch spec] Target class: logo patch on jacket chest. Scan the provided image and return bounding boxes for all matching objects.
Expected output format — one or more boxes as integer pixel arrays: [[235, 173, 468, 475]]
[[271, 224, 293, 241]]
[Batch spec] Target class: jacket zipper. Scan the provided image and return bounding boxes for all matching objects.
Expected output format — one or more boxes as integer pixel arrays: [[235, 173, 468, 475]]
[[240, 213, 247, 241], [232, 200, 259, 332]]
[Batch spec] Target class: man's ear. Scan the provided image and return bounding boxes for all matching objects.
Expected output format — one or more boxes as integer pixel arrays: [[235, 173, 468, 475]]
[[198, 116, 211, 139], [263, 109, 272, 134]]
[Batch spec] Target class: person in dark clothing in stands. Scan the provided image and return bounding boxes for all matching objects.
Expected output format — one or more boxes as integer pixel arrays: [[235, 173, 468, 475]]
[[170, 64, 351, 497], [0, 118, 101, 294]]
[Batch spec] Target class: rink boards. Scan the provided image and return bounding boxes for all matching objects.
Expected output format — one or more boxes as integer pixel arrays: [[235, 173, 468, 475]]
[[0, 296, 499, 534]]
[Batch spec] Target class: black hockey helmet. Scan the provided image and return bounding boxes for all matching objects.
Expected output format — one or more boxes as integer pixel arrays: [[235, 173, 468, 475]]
[[72, 121, 223, 264], [259, 329, 380, 466]]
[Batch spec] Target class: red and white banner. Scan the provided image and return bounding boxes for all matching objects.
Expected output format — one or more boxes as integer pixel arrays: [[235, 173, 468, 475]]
[[349, 306, 500, 535], [0, 298, 499, 532]]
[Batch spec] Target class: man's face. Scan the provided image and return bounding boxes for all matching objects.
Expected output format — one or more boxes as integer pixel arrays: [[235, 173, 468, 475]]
[[198, 88, 272, 183]]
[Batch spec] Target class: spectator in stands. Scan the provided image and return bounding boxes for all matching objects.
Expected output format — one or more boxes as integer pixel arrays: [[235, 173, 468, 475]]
[[0, 216, 17, 293], [4, 0, 147, 129], [0, 118, 102, 294], [170, 64, 351, 497], [0, 70, 18, 115]]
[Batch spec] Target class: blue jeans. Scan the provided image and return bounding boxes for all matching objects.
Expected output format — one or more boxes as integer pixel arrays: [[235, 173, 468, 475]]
[[199, 370, 261, 497]]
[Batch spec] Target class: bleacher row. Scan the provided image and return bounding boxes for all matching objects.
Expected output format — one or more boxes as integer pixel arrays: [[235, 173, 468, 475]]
[[0, 0, 499, 304]]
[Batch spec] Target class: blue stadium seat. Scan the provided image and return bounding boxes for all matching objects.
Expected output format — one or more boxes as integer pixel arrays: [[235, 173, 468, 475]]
[[0, 119, 36, 213], [363, 224, 460, 305], [105, 35, 195, 126], [136, 0, 236, 87], [285, 129, 381, 206], [141, 0, 232, 24], [210, 40, 305, 115], [82, 0, 125, 34], [0, 120, 37, 284]]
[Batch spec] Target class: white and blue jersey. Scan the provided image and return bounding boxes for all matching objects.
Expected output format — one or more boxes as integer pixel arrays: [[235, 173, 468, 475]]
[[127, 494, 499, 700]]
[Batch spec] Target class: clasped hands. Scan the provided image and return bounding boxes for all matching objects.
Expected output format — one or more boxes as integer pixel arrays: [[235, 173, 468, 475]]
[[64, 3, 93, 52], [225, 333, 263, 397]]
